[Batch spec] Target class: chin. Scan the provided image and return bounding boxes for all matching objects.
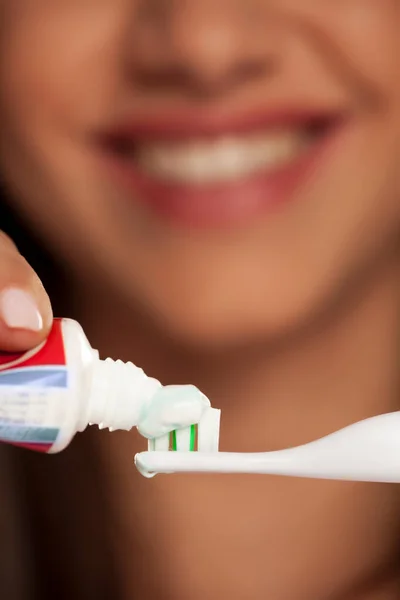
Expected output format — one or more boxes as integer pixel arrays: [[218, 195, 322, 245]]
[[139, 286, 321, 352]]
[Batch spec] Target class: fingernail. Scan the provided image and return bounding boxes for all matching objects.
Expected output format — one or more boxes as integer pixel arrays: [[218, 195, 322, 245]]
[[0, 288, 43, 331]]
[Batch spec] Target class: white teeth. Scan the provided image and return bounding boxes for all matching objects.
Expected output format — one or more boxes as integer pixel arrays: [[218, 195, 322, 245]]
[[135, 133, 310, 184]]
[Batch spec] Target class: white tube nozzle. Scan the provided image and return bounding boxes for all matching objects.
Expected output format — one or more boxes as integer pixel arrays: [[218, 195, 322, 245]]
[[135, 411, 400, 482]]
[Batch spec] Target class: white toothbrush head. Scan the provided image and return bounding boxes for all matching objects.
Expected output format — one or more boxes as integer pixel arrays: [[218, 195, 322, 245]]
[[137, 406, 221, 477]]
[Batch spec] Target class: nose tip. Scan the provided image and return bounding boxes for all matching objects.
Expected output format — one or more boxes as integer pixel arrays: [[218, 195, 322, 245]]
[[168, 20, 271, 91], [130, 3, 278, 96]]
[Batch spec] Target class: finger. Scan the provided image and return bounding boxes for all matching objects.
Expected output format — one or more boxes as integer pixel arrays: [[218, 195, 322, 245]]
[[0, 232, 53, 352]]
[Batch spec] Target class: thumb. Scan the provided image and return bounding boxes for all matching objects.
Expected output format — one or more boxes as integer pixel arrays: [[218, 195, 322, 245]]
[[0, 233, 53, 352]]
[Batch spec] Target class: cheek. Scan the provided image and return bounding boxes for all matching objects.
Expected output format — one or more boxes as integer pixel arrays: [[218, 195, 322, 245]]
[[287, 3, 400, 110], [0, 6, 125, 155], [0, 6, 125, 244]]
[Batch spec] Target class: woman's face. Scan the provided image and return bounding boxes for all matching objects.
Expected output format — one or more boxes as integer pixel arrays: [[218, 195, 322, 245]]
[[0, 1, 399, 348]]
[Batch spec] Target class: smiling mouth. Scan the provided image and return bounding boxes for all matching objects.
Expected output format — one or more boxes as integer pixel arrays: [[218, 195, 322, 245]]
[[104, 116, 336, 186], [99, 110, 348, 227]]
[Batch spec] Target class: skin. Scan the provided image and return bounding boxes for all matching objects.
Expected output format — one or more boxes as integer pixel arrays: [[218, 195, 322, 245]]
[[0, 1, 399, 598]]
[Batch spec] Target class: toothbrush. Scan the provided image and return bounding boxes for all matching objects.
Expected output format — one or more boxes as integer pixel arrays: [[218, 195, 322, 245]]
[[135, 411, 400, 483]]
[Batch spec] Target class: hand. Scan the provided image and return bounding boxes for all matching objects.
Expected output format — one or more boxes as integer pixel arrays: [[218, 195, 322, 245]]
[[0, 232, 52, 352]]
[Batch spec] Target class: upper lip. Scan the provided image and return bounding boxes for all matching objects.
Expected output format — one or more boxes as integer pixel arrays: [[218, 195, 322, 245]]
[[100, 106, 346, 145]]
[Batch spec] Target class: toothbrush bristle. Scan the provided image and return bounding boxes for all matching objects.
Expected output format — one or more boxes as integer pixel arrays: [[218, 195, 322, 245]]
[[198, 408, 221, 452], [190, 424, 197, 451], [149, 407, 221, 454], [174, 426, 192, 451], [148, 433, 170, 452]]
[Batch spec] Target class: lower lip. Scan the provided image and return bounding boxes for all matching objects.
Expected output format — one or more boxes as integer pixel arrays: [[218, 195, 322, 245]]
[[101, 122, 347, 228]]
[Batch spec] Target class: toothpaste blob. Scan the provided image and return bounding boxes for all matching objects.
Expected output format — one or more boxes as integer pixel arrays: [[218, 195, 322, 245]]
[[0, 318, 218, 455]]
